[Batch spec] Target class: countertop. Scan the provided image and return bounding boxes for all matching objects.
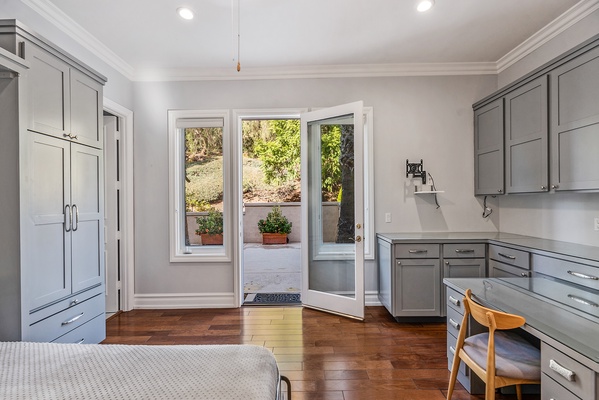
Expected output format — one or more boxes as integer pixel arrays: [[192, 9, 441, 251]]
[[377, 232, 599, 263]]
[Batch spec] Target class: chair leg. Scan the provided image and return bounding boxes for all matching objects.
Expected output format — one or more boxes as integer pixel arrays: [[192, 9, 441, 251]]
[[515, 384, 522, 400], [446, 353, 461, 399], [485, 384, 495, 400]]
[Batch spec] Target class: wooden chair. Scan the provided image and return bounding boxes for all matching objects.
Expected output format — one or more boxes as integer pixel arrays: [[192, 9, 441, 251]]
[[446, 289, 541, 400]]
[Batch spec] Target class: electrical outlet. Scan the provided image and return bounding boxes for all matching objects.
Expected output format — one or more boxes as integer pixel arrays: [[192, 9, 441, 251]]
[[385, 213, 392, 223], [595, 217, 599, 231]]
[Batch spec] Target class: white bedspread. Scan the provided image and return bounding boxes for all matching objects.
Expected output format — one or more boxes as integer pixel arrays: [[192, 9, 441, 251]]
[[0, 342, 280, 399]]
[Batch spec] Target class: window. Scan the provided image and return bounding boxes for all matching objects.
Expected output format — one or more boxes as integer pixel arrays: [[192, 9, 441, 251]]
[[168, 110, 231, 262]]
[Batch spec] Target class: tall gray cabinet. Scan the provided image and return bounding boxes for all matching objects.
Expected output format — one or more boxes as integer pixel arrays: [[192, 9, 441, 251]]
[[0, 20, 107, 343]]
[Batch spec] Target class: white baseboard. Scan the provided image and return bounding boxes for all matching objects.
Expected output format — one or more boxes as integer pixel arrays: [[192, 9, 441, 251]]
[[134, 291, 381, 309], [134, 292, 236, 309]]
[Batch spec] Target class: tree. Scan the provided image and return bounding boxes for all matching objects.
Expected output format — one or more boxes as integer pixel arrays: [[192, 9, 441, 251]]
[[336, 124, 355, 244], [254, 120, 301, 184]]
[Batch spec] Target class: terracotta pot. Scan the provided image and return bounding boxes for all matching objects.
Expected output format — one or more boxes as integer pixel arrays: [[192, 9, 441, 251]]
[[262, 233, 288, 245], [200, 233, 223, 245]]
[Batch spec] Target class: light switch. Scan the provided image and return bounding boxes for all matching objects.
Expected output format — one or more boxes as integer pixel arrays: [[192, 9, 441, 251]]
[[385, 213, 392, 223]]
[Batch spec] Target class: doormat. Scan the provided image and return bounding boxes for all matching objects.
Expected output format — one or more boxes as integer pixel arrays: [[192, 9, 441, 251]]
[[244, 293, 301, 305]]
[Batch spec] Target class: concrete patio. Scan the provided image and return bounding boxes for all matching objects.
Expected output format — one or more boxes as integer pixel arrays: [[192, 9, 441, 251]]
[[243, 242, 301, 294]]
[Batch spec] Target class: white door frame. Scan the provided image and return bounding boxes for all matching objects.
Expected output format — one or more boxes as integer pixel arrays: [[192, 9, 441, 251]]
[[103, 97, 134, 311]]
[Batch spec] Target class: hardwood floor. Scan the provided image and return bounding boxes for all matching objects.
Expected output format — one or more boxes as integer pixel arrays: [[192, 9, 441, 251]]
[[103, 306, 539, 400]]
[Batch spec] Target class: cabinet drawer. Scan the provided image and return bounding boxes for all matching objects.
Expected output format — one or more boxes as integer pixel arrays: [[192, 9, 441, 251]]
[[542, 373, 581, 400], [52, 313, 106, 344], [447, 332, 467, 376], [489, 244, 529, 269], [541, 342, 594, 400], [28, 285, 103, 325], [489, 260, 530, 278], [27, 294, 104, 342], [532, 254, 599, 291], [395, 244, 439, 258], [446, 306, 464, 337], [443, 243, 485, 258], [447, 287, 465, 314]]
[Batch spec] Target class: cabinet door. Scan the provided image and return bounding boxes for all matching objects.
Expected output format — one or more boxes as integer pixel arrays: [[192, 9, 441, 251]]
[[394, 259, 441, 316], [70, 69, 103, 149], [474, 98, 504, 195], [444, 259, 485, 278], [505, 76, 548, 193], [70, 143, 104, 293], [550, 46, 599, 191], [23, 41, 70, 138], [24, 133, 72, 310]]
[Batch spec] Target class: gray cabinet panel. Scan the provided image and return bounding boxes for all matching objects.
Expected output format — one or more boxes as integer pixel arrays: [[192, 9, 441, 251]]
[[550, 46, 599, 191], [377, 240, 392, 311], [394, 258, 441, 316], [70, 69, 102, 148], [474, 98, 504, 195], [505, 76, 548, 193], [444, 259, 485, 278]]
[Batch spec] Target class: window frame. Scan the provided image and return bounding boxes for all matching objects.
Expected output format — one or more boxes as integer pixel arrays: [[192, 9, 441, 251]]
[[168, 109, 232, 262]]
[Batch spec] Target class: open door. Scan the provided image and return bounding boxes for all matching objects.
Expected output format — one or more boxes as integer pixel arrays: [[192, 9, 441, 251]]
[[300, 101, 364, 320]]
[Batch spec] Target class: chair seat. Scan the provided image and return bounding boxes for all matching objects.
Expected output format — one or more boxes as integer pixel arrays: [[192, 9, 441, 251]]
[[463, 331, 541, 380]]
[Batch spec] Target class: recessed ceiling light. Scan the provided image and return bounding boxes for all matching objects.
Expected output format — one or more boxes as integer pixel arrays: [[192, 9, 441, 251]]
[[416, 0, 435, 12], [177, 7, 195, 20]]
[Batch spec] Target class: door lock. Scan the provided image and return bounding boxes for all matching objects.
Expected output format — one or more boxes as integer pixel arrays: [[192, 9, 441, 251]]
[[356, 223, 361, 229], [355, 236, 362, 242]]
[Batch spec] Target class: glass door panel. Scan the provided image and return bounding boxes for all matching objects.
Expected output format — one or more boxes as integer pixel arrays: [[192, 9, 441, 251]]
[[301, 102, 364, 319]]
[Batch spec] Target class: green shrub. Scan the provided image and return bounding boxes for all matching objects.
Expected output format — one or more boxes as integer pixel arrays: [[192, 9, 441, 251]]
[[195, 209, 223, 235], [257, 205, 292, 234]]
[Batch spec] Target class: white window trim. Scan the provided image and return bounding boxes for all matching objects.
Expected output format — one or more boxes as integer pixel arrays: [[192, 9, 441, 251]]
[[168, 109, 232, 262]]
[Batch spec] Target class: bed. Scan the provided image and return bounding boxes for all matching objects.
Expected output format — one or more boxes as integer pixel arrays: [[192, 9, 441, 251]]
[[0, 342, 290, 399]]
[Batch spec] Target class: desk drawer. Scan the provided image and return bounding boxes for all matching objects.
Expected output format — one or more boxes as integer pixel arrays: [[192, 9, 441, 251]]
[[541, 343, 594, 400], [443, 243, 485, 258], [489, 244, 529, 269], [395, 244, 439, 258], [532, 254, 599, 291], [447, 287, 465, 314], [542, 373, 581, 400], [447, 332, 467, 376], [27, 294, 104, 342], [446, 306, 464, 337], [489, 260, 530, 278]]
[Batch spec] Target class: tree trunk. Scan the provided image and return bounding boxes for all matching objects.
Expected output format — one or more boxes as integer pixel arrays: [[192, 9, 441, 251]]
[[336, 124, 355, 244]]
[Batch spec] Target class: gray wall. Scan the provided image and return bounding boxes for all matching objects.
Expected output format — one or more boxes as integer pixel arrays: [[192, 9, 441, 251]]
[[0, 0, 133, 109], [132, 75, 498, 297], [496, 8, 599, 247]]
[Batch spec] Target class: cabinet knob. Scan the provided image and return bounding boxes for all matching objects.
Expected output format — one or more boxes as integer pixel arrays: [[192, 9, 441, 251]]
[[551, 184, 559, 190], [497, 189, 503, 193], [397, 261, 401, 265], [540, 185, 547, 190], [445, 261, 449, 265], [521, 272, 528, 277]]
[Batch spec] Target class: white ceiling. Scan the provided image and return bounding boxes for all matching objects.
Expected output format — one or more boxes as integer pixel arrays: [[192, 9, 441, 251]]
[[31, 0, 592, 80]]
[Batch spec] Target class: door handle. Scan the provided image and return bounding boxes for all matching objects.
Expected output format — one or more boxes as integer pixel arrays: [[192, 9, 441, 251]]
[[72, 204, 79, 231], [355, 236, 362, 242], [64, 205, 71, 232]]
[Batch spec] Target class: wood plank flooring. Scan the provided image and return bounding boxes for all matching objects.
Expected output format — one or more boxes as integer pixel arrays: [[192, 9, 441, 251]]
[[103, 306, 540, 400]]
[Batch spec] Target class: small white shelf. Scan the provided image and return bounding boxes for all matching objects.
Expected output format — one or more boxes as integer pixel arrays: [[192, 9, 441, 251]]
[[414, 190, 445, 194]]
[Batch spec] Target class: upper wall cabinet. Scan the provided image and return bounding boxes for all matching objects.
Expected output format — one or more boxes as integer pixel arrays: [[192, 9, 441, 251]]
[[474, 98, 504, 196], [505, 76, 548, 194], [473, 33, 599, 195], [550, 46, 599, 192]]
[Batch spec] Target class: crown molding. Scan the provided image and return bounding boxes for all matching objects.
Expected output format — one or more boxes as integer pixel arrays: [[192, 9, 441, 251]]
[[24, 0, 596, 82], [497, 0, 599, 73], [21, 0, 136, 80], [134, 62, 498, 82]]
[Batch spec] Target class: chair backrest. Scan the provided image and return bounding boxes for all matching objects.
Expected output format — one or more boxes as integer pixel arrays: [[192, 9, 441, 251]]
[[463, 289, 526, 331]]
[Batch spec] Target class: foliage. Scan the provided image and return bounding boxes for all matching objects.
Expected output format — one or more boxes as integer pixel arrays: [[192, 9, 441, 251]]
[[253, 120, 301, 185], [242, 120, 272, 158], [185, 127, 222, 162], [257, 205, 292, 234], [185, 157, 223, 211], [195, 209, 223, 235], [320, 125, 342, 195]]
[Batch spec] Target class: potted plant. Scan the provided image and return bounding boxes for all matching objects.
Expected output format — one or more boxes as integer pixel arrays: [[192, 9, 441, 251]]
[[195, 209, 223, 245], [257, 205, 292, 245]]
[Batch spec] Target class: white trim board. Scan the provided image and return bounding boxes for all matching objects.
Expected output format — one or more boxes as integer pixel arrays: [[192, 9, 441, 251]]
[[134, 293, 237, 309]]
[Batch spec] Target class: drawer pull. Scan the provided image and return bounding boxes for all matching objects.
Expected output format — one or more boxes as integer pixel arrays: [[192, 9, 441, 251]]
[[549, 359, 576, 382], [568, 294, 599, 308], [62, 313, 84, 326], [520, 272, 529, 277], [567, 270, 599, 280], [498, 252, 516, 260], [77, 338, 85, 344], [455, 249, 474, 253], [449, 346, 456, 355], [449, 318, 460, 330], [70, 299, 80, 306], [448, 296, 460, 306], [408, 249, 428, 254]]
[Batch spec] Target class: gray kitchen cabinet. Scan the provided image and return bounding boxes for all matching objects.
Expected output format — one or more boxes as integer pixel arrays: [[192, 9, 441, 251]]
[[488, 244, 530, 278], [550, 45, 599, 192], [442, 243, 486, 278], [474, 98, 504, 196], [0, 20, 106, 344], [504, 76, 548, 194], [394, 256, 441, 317]]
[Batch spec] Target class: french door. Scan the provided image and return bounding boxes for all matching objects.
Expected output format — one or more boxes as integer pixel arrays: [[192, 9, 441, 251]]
[[300, 101, 365, 320]]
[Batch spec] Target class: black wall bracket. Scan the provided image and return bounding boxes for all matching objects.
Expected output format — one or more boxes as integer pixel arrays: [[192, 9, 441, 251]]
[[406, 159, 426, 184]]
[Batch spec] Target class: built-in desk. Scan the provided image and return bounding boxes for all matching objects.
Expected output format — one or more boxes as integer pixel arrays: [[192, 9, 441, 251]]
[[445, 277, 599, 399]]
